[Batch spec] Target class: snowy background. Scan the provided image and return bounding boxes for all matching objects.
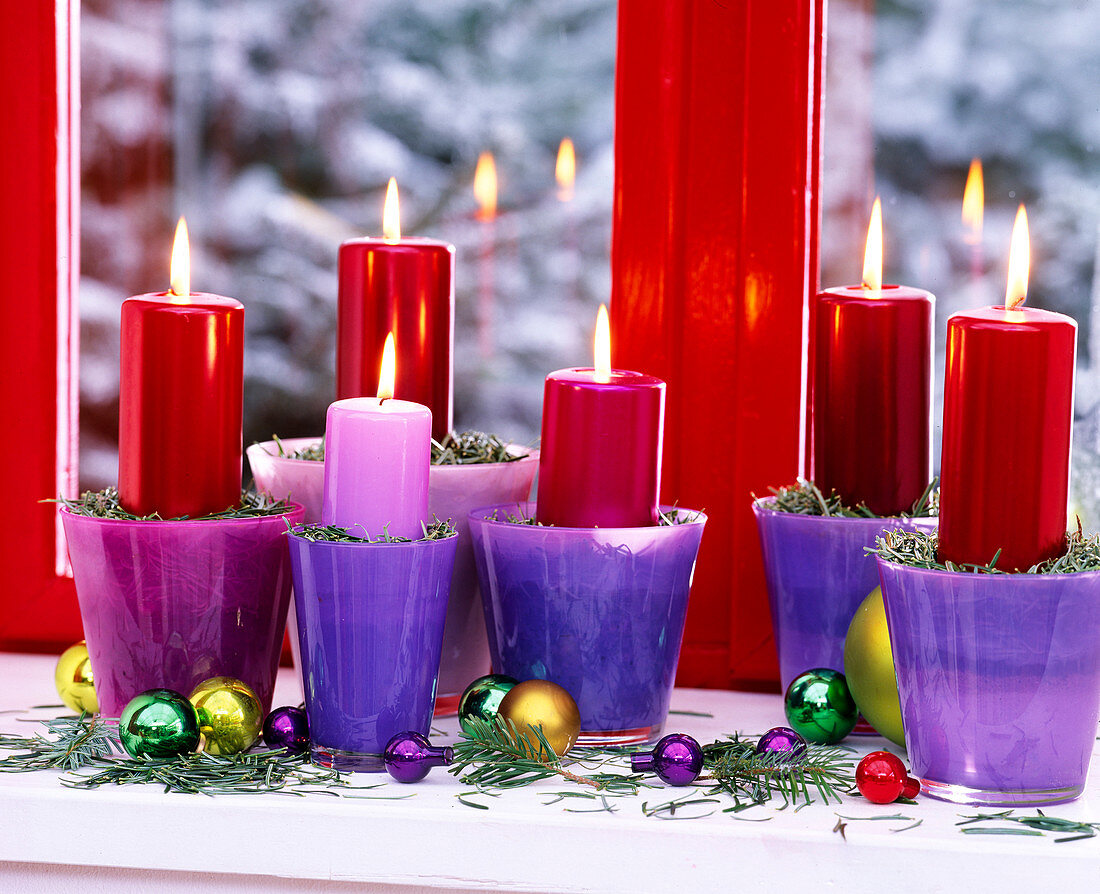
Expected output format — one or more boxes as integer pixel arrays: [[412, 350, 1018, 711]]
[[79, 0, 1100, 519]]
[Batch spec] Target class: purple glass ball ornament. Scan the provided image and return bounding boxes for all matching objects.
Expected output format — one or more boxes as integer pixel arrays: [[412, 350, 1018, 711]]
[[630, 733, 704, 786], [384, 731, 455, 783], [262, 706, 310, 754], [756, 726, 808, 760]]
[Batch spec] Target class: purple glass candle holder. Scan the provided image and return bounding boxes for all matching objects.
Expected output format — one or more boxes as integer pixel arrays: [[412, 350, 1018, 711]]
[[248, 438, 538, 717], [62, 504, 304, 718], [469, 502, 706, 745], [753, 500, 936, 713], [878, 558, 1100, 806], [288, 531, 458, 772]]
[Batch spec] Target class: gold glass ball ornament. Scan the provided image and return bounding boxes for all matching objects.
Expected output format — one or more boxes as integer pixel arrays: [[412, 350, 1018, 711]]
[[54, 640, 98, 714], [497, 679, 581, 757], [843, 587, 905, 747], [188, 676, 263, 755]]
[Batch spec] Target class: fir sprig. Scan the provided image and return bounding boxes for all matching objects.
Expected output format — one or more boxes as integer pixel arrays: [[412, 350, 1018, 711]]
[[761, 478, 938, 519], [64, 749, 350, 796], [450, 716, 643, 793], [0, 714, 118, 772], [431, 431, 529, 465], [288, 518, 457, 544], [957, 809, 1100, 843], [701, 735, 856, 807], [263, 431, 531, 465], [870, 524, 1100, 574], [54, 488, 291, 521], [268, 434, 326, 462]]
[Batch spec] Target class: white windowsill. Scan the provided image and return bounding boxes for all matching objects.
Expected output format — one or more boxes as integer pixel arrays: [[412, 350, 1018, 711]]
[[1, 652, 1096, 893]]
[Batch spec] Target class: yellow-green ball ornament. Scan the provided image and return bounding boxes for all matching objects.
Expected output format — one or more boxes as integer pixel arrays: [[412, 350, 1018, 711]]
[[54, 640, 98, 714], [843, 586, 905, 747], [189, 676, 264, 755], [119, 689, 200, 758], [783, 668, 858, 745]]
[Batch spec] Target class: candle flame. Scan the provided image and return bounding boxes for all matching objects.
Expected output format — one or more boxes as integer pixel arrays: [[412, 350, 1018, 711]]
[[169, 217, 190, 302], [556, 138, 576, 202], [474, 152, 497, 221], [594, 304, 611, 383], [378, 332, 396, 400], [861, 198, 883, 293], [382, 177, 401, 241], [1005, 204, 1030, 309], [962, 158, 984, 246]]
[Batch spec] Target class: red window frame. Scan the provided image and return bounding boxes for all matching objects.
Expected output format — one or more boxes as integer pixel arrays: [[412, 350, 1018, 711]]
[[5, 2, 825, 693], [1, 3, 80, 651]]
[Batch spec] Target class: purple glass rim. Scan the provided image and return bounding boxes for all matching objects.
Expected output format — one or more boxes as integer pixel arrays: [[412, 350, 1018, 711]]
[[875, 555, 1100, 583], [60, 502, 306, 528], [469, 501, 706, 532]]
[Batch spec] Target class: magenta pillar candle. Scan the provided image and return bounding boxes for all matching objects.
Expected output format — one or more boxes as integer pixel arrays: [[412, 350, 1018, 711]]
[[322, 397, 431, 540], [537, 368, 665, 527], [337, 238, 455, 441]]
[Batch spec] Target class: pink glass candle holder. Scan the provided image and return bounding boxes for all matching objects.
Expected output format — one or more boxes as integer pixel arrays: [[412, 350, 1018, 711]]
[[877, 558, 1100, 806], [753, 500, 937, 696], [62, 504, 304, 717], [468, 502, 706, 745], [248, 438, 537, 717], [428, 451, 538, 715], [247, 438, 325, 522], [288, 531, 458, 772]]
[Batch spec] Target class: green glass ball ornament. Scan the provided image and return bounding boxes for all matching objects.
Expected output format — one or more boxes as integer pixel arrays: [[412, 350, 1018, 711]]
[[119, 688, 201, 758], [783, 668, 859, 745], [189, 676, 263, 755], [458, 674, 519, 735], [843, 587, 905, 747], [54, 640, 98, 714]]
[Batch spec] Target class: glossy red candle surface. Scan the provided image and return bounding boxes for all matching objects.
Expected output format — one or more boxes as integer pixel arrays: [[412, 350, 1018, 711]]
[[812, 285, 933, 516], [337, 238, 454, 440], [119, 292, 244, 518], [538, 368, 665, 528], [938, 306, 1076, 571]]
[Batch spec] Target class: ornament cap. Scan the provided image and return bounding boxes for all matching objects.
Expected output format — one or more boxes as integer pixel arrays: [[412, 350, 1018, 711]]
[[630, 752, 656, 773]]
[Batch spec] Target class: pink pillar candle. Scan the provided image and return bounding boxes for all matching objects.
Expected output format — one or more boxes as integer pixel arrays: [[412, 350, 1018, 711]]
[[537, 368, 666, 528], [322, 397, 431, 540]]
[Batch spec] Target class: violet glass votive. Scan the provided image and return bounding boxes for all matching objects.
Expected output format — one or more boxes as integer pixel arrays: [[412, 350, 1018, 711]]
[[62, 504, 304, 717], [288, 531, 458, 772], [753, 500, 937, 693], [878, 559, 1100, 806], [469, 502, 706, 745]]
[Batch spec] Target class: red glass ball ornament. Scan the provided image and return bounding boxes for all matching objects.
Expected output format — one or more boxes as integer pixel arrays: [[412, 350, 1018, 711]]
[[856, 750, 908, 804]]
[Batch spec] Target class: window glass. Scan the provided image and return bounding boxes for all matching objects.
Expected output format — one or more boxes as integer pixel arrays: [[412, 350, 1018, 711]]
[[80, 0, 617, 489]]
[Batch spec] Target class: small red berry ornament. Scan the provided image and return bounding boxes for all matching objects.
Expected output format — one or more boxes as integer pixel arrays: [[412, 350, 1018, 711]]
[[856, 751, 919, 804]]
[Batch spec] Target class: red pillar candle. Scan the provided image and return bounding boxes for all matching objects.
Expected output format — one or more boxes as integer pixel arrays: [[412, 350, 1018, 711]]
[[538, 306, 665, 528], [939, 207, 1076, 571], [337, 178, 454, 440], [119, 219, 244, 518], [812, 200, 933, 515]]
